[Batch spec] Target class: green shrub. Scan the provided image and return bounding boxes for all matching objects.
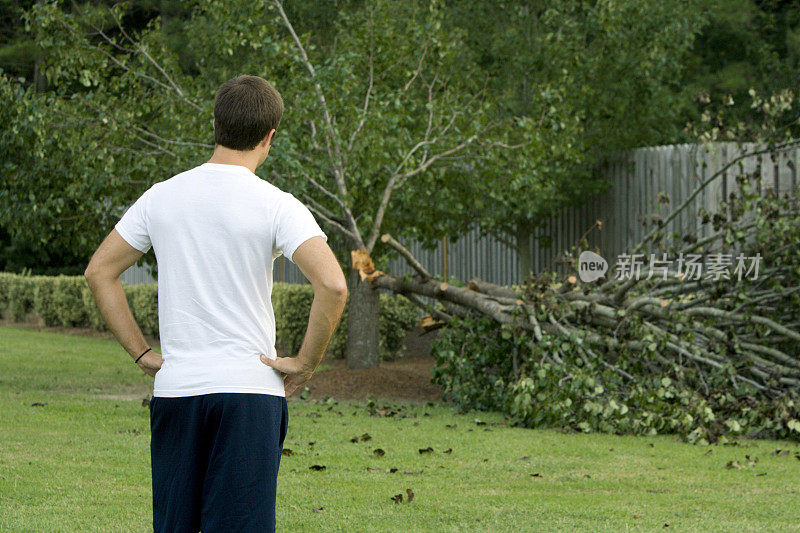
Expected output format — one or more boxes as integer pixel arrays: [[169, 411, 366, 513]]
[[272, 282, 419, 360], [378, 293, 420, 359], [33, 275, 60, 326], [125, 283, 159, 337], [0, 272, 15, 311], [272, 282, 315, 355], [6, 273, 37, 321], [82, 285, 106, 331], [53, 275, 88, 327]]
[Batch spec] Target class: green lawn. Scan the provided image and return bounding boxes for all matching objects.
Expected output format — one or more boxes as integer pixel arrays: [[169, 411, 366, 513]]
[[1, 326, 799, 532]]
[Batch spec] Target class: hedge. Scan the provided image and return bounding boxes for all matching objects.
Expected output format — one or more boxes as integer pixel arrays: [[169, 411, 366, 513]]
[[0, 272, 419, 360], [272, 282, 419, 360]]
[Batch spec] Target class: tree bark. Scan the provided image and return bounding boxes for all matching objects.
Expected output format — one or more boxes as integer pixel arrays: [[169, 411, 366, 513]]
[[345, 264, 381, 369]]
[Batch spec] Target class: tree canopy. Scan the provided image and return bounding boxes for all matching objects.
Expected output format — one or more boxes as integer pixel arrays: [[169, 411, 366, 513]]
[[1, 0, 799, 274]]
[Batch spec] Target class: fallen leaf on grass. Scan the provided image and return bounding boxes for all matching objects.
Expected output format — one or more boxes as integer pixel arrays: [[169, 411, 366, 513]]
[[30, 402, 48, 407], [281, 449, 294, 456], [443, 448, 452, 454], [418, 447, 434, 454], [360, 433, 372, 442], [390, 489, 415, 504], [373, 448, 385, 457], [309, 465, 326, 471], [312, 507, 324, 513], [531, 473, 541, 478]]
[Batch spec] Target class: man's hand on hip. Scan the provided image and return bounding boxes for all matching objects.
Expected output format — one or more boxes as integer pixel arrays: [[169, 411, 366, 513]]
[[137, 350, 164, 378], [260, 354, 314, 396]]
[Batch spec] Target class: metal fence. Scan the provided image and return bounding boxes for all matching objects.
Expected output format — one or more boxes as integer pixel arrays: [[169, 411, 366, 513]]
[[530, 142, 799, 275], [121, 142, 799, 287]]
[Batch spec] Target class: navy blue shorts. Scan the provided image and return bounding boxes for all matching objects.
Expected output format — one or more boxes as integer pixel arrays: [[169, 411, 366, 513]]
[[149, 393, 288, 533]]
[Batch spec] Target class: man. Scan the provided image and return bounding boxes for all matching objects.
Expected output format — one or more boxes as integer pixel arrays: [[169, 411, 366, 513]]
[[84, 74, 348, 532]]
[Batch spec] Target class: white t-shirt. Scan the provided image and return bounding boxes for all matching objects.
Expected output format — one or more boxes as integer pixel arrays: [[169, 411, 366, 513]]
[[114, 162, 327, 398]]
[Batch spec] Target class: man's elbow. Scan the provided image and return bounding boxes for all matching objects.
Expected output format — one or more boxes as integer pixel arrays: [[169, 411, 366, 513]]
[[84, 264, 97, 281], [84, 262, 110, 283], [330, 279, 348, 300], [320, 277, 348, 301]]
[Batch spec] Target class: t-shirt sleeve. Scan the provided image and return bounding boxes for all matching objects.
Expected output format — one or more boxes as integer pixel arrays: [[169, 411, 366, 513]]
[[274, 194, 328, 263], [114, 187, 153, 253]]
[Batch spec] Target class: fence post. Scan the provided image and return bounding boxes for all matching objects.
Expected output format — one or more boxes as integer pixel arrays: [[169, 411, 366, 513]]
[[442, 235, 448, 281]]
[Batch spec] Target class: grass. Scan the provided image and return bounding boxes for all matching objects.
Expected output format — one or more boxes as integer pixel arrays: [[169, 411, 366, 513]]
[[1, 325, 800, 532]]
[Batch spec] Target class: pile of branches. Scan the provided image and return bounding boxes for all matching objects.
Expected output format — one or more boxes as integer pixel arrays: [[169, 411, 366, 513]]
[[357, 146, 800, 408]]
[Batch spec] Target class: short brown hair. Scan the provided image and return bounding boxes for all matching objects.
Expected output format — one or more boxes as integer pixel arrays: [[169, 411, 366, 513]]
[[213, 75, 284, 151]]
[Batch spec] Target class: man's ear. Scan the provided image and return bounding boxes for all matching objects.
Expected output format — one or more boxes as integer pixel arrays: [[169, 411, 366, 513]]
[[261, 128, 276, 148]]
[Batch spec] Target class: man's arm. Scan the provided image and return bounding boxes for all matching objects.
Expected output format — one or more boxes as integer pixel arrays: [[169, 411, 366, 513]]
[[84, 229, 163, 377], [260, 236, 348, 395]]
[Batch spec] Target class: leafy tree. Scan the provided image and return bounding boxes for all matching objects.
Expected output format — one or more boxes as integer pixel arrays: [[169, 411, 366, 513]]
[[266, 0, 493, 367], [445, 0, 708, 279], [680, 0, 800, 131], [3, 0, 494, 368]]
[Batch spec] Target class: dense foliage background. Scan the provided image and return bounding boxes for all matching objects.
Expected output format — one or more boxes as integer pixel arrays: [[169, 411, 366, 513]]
[[2, 0, 800, 273]]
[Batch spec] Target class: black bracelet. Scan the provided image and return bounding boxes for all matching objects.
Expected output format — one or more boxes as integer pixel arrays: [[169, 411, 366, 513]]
[[135, 347, 151, 364]]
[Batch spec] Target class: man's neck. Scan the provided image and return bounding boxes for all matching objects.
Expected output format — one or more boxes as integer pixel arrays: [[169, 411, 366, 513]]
[[206, 146, 263, 173]]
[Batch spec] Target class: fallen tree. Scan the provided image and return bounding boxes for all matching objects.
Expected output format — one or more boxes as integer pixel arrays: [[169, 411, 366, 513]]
[[354, 140, 800, 442]]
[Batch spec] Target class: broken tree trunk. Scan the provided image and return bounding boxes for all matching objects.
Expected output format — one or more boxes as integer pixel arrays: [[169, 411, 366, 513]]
[[345, 249, 381, 369]]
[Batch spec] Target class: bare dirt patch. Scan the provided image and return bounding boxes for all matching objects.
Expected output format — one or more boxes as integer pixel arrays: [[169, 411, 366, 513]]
[[285, 326, 444, 402]]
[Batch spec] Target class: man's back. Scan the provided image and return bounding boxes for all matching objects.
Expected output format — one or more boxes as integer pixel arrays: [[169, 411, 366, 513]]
[[115, 162, 327, 397], [86, 75, 346, 532]]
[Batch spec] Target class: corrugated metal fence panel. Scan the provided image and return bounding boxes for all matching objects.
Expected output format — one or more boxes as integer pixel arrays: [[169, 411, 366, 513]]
[[120, 262, 156, 285], [121, 142, 799, 286]]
